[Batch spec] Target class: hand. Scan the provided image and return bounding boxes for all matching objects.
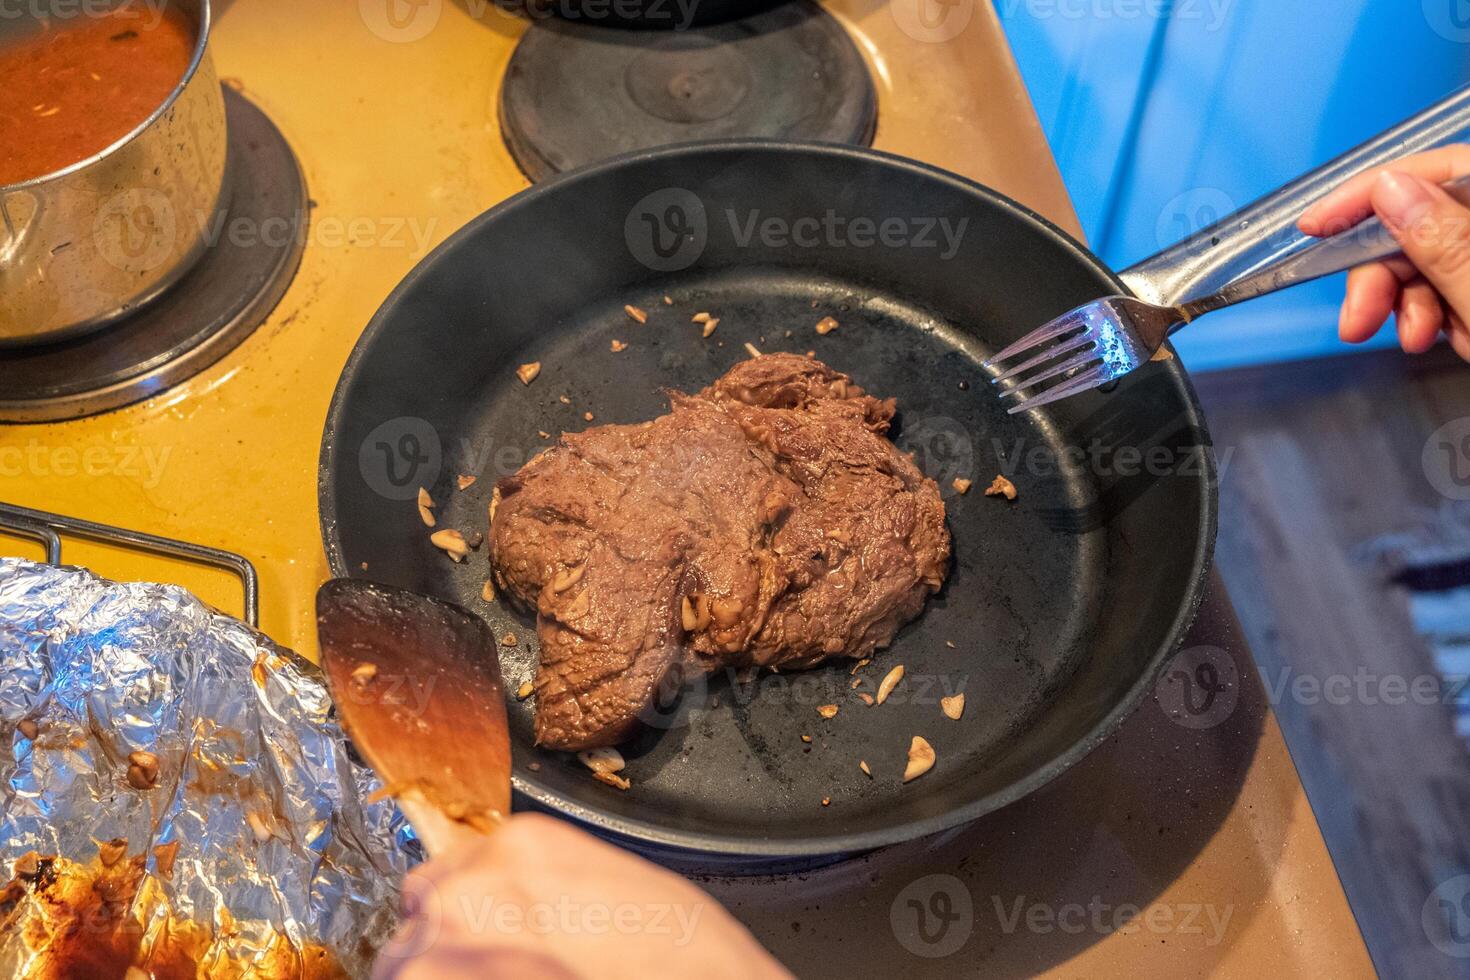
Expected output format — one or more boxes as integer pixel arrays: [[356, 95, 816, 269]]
[[1298, 145, 1470, 361], [372, 813, 792, 980]]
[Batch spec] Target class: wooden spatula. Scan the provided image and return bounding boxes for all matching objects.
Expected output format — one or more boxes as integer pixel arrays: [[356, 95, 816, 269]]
[[316, 578, 512, 855]]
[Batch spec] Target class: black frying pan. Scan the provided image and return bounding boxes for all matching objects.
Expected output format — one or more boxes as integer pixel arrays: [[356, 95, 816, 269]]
[[317, 142, 1216, 871]]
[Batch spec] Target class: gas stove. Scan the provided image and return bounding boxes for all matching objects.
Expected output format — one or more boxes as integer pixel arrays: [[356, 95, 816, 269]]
[[0, 1, 1372, 975]]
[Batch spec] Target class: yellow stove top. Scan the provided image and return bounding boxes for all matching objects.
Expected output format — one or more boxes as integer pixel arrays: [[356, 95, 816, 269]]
[[0, 0, 1073, 652], [0, 1, 1373, 976]]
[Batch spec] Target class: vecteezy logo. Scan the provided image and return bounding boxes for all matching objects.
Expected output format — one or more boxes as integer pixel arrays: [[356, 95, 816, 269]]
[[359, 0, 443, 43], [376, 873, 444, 963], [1424, 418, 1470, 501], [358, 417, 442, 501], [898, 415, 975, 497], [1154, 187, 1237, 251], [890, 0, 974, 43], [637, 653, 709, 732], [93, 189, 177, 273], [1155, 645, 1238, 730], [1424, 875, 1470, 957], [1424, 0, 1470, 43], [891, 874, 973, 958], [625, 188, 707, 271]]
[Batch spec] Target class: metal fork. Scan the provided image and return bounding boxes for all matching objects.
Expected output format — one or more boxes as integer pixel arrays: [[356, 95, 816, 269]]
[[988, 174, 1470, 413], [984, 84, 1470, 414]]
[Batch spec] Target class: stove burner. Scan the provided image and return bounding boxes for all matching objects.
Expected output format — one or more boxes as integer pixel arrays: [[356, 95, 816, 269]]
[[0, 88, 307, 424], [500, 0, 876, 182]]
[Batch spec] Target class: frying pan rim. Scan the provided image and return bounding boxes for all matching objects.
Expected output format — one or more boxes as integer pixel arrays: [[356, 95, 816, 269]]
[[317, 138, 1219, 859]]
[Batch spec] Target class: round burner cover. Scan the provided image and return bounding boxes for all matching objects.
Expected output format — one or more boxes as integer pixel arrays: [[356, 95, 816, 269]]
[[0, 88, 307, 423], [500, 1, 877, 182]]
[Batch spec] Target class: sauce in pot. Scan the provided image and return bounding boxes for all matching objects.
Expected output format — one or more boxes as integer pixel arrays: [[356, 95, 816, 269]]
[[0, 2, 197, 186]]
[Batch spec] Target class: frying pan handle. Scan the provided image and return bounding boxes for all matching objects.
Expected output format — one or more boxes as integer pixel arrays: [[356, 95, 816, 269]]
[[1120, 84, 1470, 308]]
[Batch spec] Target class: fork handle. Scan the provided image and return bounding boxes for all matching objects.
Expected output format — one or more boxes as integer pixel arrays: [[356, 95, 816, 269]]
[[1176, 174, 1470, 320], [1121, 84, 1470, 309]]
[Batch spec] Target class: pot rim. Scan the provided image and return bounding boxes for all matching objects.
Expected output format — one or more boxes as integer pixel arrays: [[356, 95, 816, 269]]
[[0, 0, 214, 193]]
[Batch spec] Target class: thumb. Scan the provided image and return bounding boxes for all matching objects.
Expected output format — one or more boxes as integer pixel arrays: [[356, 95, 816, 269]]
[[1373, 171, 1470, 320]]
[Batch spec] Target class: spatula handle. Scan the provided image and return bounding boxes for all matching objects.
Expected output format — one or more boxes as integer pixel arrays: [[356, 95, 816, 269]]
[[398, 793, 501, 856]]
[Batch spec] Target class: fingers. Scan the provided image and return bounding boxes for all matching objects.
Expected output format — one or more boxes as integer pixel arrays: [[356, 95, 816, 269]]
[[1304, 148, 1470, 354], [1299, 145, 1470, 236], [374, 944, 572, 980], [1373, 171, 1470, 324], [382, 813, 792, 980], [1340, 263, 1399, 343], [1395, 278, 1446, 354], [1448, 312, 1470, 363]]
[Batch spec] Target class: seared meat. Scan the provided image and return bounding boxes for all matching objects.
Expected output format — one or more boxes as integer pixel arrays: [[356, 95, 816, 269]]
[[490, 354, 950, 750]]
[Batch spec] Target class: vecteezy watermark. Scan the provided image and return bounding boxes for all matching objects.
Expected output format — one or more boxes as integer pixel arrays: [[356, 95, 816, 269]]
[[1424, 417, 1470, 502], [360, 0, 703, 42], [1158, 654, 1470, 730], [1261, 666, 1468, 708], [93, 189, 439, 275], [359, 0, 442, 43], [332, 669, 440, 722], [900, 416, 977, 499], [1423, 0, 1470, 43], [1150, 178, 1470, 259], [993, 896, 1235, 945], [201, 212, 438, 257], [93, 189, 178, 275], [359, 417, 443, 501], [456, 895, 705, 945], [997, 0, 1233, 31], [381, 881, 708, 963], [357, 422, 570, 502], [0, 0, 170, 26], [1154, 187, 1239, 251], [991, 436, 1226, 483], [625, 188, 708, 272], [512, 0, 702, 27], [890, 0, 975, 43], [1155, 645, 1239, 730], [891, 874, 975, 958], [623, 188, 969, 270], [1425, 875, 1470, 958], [1292, 197, 1470, 260], [639, 663, 969, 732], [0, 440, 172, 489], [725, 209, 968, 260]]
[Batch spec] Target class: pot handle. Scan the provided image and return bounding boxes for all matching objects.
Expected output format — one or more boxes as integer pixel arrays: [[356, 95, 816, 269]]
[[1120, 84, 1470, 308]]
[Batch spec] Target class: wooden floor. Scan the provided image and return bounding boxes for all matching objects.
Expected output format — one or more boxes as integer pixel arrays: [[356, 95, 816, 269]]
[[1193, 345, 1470, 980]]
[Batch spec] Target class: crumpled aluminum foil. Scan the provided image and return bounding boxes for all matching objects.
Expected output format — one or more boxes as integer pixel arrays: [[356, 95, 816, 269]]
[[0, 558, 415, 978]]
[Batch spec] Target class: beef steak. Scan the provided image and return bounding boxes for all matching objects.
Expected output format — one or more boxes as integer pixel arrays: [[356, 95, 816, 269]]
[[490, 354, 950, 750]]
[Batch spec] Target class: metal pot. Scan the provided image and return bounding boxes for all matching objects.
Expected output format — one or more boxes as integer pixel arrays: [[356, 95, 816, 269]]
[[0, 0, 228, 346]]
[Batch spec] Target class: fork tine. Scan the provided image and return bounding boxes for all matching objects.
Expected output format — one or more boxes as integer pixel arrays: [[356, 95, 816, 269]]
[[984, 310, 1087, 368], [991, 335, 1097, 385], [1005, 365, 1111, 415], [997, 348, 1103, 398]]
